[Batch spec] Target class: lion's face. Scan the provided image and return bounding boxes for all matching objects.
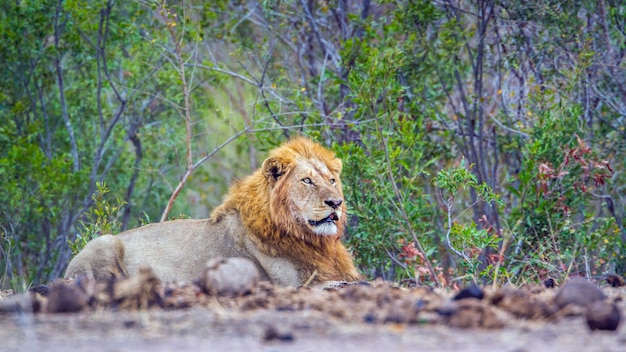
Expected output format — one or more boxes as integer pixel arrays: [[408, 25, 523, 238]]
[[264, 153, 345, 238], [287, 157, 344, 236]]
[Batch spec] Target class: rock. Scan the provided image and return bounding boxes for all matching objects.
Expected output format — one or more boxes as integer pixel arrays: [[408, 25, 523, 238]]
[[0, 289, 14, 299], [489, 288, 554, 319], [447, 299, 507, 329], [162, 282, 203, 309], [47, 281, 88, 313], [91, 265, 163, 310], [382, 300, 420, 324], [434, 300, 457, 317], [198, 257, 260, 296], [453, 284, 484, 301], [112, 265, 162, 310], [544, 278, 556, 288], [29, 285, 50, 296], [315, 280, 366, 290], [586, 300, 621, 331], [554, 278, 605, 310], [606, 274, 625, 288], [0, 293, 38, 314], [263, 325, 294, 342]]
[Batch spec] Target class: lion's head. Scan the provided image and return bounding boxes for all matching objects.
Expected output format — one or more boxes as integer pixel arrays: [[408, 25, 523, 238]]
[[212, 137, 347, 245], [262, 138, 346, 239], [208, 137, 361, 283]]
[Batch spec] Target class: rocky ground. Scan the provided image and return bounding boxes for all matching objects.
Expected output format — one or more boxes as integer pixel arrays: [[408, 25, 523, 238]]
[[1, 262, 625, 352]]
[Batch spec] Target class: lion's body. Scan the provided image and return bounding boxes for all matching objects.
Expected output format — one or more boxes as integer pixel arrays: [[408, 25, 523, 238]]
[[65, 138, 361, 286]]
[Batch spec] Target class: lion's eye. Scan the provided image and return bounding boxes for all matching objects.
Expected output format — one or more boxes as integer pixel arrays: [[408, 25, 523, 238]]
[[302, 177, 313, 185], [330, 178, 336, 185]]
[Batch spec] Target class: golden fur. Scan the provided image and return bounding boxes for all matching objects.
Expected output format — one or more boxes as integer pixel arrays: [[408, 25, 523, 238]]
[[65, 138, 361, 286]]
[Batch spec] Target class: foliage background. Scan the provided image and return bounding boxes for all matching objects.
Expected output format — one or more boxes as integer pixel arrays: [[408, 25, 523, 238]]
[[1, 0, 625, 289]]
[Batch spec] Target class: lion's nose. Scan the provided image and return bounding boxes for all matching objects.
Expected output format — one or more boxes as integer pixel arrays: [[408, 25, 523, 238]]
[[325, 199, 343, 209]]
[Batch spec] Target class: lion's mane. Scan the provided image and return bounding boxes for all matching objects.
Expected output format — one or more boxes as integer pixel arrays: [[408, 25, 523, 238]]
[[211, 137, 360, 283]]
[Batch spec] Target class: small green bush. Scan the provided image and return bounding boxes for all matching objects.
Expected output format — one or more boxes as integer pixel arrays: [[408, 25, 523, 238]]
[[69, 182, 126, 256]]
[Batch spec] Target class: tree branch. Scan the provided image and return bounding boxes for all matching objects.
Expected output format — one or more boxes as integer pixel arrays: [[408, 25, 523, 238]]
[[54, 0, 79, 171], [160, 123, 256, 222]]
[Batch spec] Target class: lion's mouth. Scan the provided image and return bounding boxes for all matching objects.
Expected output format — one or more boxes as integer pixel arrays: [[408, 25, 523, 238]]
[[308, 212, 338, 227]]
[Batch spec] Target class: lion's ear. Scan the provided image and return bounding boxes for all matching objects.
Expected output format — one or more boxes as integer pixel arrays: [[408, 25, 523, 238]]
[[262, 157, 290, 182], [333, 158, 343, 174]]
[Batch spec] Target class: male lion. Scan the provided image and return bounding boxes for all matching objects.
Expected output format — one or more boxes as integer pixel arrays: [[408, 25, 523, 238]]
[[65, 137, 361, 287]]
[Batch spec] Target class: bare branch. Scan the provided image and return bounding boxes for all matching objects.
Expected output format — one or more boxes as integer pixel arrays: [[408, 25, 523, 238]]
[[440, 193, 472, 263], [161, 123, 257, 222]]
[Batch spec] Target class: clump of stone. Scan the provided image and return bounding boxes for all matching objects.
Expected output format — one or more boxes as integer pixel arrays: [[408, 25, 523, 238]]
[[553, 278, 621, 331], [196, 257, 260, 296]]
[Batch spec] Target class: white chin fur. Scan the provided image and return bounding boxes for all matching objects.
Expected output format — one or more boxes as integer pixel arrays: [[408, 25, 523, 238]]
[[311, 222, 338, 236]]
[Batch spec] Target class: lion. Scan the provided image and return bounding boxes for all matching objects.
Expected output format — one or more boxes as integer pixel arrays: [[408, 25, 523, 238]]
[[64, 137, 362, 287]]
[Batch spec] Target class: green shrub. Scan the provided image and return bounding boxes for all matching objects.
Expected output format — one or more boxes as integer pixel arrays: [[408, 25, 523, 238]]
[[505, 89, 623, 283], [435, 158, 503, 283], [69, 182, 126, 256]]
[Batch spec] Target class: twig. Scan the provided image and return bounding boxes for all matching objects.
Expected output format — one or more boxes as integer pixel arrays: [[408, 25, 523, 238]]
[[192, 124, 257, 170], [302, 270, 318, 287], [385, 248, 408, 270], [440, 192, 471, 263], [160, 123, 257, 222]]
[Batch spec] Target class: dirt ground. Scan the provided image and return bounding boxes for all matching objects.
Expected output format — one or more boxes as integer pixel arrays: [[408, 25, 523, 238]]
[[2, 307, 625, 352], [1, 277, 626, 352]]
